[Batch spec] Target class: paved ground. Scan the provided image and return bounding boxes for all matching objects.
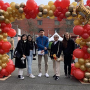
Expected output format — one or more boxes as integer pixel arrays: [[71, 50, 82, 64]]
[[0, 56, 90, 90]]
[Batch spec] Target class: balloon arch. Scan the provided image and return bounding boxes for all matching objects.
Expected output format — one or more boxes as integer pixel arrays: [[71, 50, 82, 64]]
[[0, 0, 90, 82]]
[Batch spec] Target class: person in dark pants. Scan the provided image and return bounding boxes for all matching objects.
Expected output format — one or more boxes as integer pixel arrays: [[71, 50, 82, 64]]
[[62, 32, 75, 78], [15, 34, 27, 80]]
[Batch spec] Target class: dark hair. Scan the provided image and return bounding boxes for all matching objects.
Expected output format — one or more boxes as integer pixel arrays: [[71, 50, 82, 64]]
[[27, 35, 33, 41], [21, 34, 27, 40], [62, 33, 71, 48], [39, 29, 44, 32]]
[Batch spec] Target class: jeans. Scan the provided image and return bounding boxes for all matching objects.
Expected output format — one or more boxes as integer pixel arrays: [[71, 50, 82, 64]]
[[7, 50, 13, 59], [27, 50, 33, 74]]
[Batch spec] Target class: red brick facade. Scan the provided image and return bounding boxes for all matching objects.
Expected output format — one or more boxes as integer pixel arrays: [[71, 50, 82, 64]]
[[12, 18, 75, 37]]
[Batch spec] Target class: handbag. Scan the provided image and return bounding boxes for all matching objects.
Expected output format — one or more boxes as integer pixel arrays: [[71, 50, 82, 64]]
[[56, 42, 64, 62], [38, 51, 44, 55]]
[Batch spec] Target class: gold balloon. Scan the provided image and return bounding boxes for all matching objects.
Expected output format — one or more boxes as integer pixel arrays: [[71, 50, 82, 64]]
[[20, 2, 25, 8], [74, 19, 81, 25], [50, 16, 55, 19], [85, 63, 90, 68], [75, 38, 81, 44], [0, 35, 3, 40], [3, 33, 8, 38], [0, 66, 2, 71], [74, 62, 80, 68], [85, 72, 90, 78], [22, 13, 25, 19], [2, 57, 8, 63], [19, 8, 23, 13], [3, 38, 8, 41], [69, 5, 74, 12], [39, 4, 44, 12], [15, 3, 20, 9], [38, 12, 43, 17], [87, 68, 90, 72], [65, 12, 71, 17], [0, 60, 2, 66], [80, 65, 86, 71], [7, 7, 12, 12], [50, 5, 56, 11], [0, 10, 4, 14], [78, 58, 85, 65], [43, 9, 48, 14], [48, 1, 54, 6], [2, 63, 7, 68], [86, 42, 90, 47], [67, 16, 73, 20], [5, 19, 10, 24], [80, 40, 86, 46], [0, 29, 2, 33], [71, 2, 77, 7], [4, 11, 9, 18], [9, 17, 15, 22], [0, 16, 5, 21], [87, 48, 90, 54], [10, 2, 16, 9], [44, 5, 50, 11], [48, 10, 53, 17], [43, 15, 47, 18], [0, 54, 2, 59], [85, 59, 90, 63], [83, 78, 89, 83]]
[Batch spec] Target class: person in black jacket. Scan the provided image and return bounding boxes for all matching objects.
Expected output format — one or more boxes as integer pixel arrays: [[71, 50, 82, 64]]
[[50, 35, 62, 80], [15, 34, 27, 80], [62, 32, 75, 78], [26, 35, 36, 78]]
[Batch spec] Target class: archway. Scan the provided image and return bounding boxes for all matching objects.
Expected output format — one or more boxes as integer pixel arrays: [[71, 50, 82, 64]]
[[0, 0, 90, 83]]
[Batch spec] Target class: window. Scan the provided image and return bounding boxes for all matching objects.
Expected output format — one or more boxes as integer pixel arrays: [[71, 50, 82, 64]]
[[54, 28, 60, 33], [38, 28, 43, 32], [66, 28, 73, 33], [37, 20, 42, 25], [54, 20, 60, 25]]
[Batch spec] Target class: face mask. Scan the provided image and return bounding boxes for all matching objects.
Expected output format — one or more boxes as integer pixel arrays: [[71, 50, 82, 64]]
[[24, 40, 26, 43]]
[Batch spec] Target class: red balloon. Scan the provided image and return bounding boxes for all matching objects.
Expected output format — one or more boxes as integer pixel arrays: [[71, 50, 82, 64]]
[[7, 59, 14, 65], [62, 8, 68, 14], [6, 23, 12, 28], [82, 46, 88, 53], [54, 0, 61, 7], [2, 5, 8, 11], [73, 25, 84, 35], [0, 74, 3, 78], [5, 3, 10, 7], [0, 22, 6, 28], [0, 42, 2, 49], [83, 29, 87, 33], [0, 49, 5, 54], [88, 30, 90, 35], [83, 53, 89, 59], [74, 69, 84, 80], [73, 49, 84, 58], [6, 65, 15, 73], [7, 28, 16, 37], [23, 7, 29, 14], [57, 7, 62, 12], [81, 33, 89, 39], [34, 7, 39, 15], [87, 0, 90, 6], [71, 66, 76, 76], [2, 27, 10, 33], [0, 69, 7, 76], [4, 49, 10, 53], [2, 41, 11, 50], [60, 0, 70, 9], [25, 14, 31, 19], [0, 0, 4, 7], [57, 17, 62, 21], [26, 0, 37, 10], [83, 24, 90, 31], [59, 13, 64, 19]]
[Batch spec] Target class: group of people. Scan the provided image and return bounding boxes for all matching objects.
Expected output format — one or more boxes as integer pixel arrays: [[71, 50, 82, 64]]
[[13, 29, 75, 80]]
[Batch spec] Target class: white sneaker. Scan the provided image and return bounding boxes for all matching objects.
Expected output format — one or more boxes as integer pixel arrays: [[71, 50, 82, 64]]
[[29, 74, 35, 78], [45, 73, 49, 78], [18, 75, 24, 80], [38, 73, 42, 77]]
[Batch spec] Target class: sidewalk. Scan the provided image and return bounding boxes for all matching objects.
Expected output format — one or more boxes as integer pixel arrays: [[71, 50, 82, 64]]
[[0, 56, 90, 90]]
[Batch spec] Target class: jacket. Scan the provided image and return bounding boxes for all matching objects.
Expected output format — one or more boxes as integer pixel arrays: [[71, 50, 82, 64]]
[[36, 36, 48, 54], [50, 41, 62, 59]]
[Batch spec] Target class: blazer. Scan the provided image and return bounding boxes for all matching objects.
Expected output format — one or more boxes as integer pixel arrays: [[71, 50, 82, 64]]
[[50, 41, 62, 59]]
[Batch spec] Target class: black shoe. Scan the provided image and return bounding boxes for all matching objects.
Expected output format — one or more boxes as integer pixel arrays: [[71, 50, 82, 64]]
[[18, 75, 24, 80], [55, 76, 59, 80], [65, 74, 67, 76], [68, 74, 71, 78], [53, 75, 56, 78]]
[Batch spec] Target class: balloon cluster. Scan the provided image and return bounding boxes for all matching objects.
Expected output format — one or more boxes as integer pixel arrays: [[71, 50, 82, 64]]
[[0, 59, 15, 78], [24, 0, 39, 19], [72, 24, 90, 83]]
